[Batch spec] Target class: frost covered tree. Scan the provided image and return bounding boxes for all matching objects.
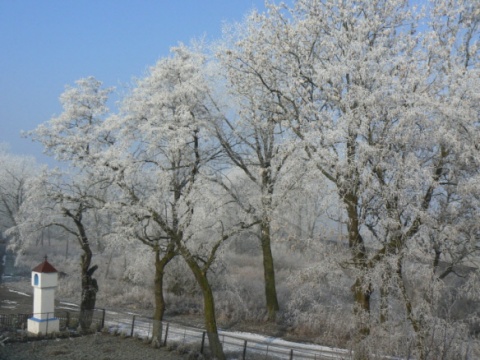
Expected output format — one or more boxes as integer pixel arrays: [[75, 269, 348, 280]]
[[0, 146, 38, 238], [16, 170, 110, 330], [99, 45, 247, 358], [24, 76, 114, 330], [222, 0, 480, 353], [30, 76, 115, 167], [375, 1, 480, 355], [209, 52, 307, 320], [100, 166, 177, 346]]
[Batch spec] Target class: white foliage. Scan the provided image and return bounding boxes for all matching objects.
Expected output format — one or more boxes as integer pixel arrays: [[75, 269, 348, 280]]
[[0, 146, 39, 234], [29, 76, 114, 166]]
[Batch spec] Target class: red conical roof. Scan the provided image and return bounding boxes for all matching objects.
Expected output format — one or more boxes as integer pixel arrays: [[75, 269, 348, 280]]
[[32, 256, 58, 273]]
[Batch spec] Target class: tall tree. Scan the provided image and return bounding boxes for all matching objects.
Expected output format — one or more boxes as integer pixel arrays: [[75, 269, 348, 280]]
[[101, 165, 177, 347], [221, 0, 421, 330], [209, 54, 304, 320], [25, 76, 114, 331], [100, 45, 244, 358], [29, 74, 181, 345], [222, 0, 480, 349]]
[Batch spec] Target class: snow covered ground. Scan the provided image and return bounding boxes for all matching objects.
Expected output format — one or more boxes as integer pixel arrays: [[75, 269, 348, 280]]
[[57, 301, 352, 359], [0, 287, 370, 359]]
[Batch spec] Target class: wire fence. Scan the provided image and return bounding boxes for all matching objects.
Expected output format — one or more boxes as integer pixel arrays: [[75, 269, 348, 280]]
[[103, 312, 351, 359], [0, 309, 105, 333], [0, 309, 351, 359]]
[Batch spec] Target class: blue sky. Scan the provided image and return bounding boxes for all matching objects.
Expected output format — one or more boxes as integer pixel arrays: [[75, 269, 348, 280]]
[[0, 0, 266, 164]]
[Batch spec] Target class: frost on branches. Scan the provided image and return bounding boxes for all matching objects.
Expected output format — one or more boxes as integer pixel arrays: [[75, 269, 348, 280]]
[[97, 45, 245, 358], [22, 77, 114, 331], [10, 1, 479, 359], [222, 0, 479, 357], [0, 147, 38, 241]]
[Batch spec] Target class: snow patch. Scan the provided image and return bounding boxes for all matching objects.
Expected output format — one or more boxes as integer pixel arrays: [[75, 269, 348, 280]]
[[57, 306, 80, 311], [221, 330, 349, 355], [8, 289, 31, 297], [59, 301, 79, 308], [0, 299, 18, 309]]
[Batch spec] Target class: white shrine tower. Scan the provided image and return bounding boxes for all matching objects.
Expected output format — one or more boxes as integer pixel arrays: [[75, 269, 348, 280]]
[[27, 256, 60, 334]]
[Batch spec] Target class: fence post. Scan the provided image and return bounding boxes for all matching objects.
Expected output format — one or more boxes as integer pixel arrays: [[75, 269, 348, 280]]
[[163, 322, 169, 346], [101, 309, 106, 329], [242, 340, 247, 360], [290, 349, 294, 360], [130, 315, 136, 337], [66, 311, 70, 328], [200, 331, 206, 354]]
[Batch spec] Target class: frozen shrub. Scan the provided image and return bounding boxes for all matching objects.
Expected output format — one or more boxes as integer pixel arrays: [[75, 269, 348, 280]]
[[166, 341, 180, 351]]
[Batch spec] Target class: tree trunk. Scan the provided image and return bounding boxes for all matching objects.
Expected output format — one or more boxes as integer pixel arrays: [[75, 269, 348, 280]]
[[260, 220, 279, 321], [151, 246, 176, 348], [79, 252, 98, 331], [396, 258, 426, 360], [181, 249, 226, 360], [73, 216, 98, 332], [345, 195, 371, 335], [202, 279, 225, 360], [351, 276, 371, 338]]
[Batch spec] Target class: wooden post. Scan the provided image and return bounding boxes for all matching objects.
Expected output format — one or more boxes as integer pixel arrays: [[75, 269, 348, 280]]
[[289, 348, 294, 360], [130, 315, 136, 337], [242, 340, 247, 360], [66, 311, 70, 328], [163, 322, 169, 346], [200, 331, 206, 353]]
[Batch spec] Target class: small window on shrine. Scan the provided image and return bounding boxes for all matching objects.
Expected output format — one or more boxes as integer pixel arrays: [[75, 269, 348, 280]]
[[34, 273, 39, 286]]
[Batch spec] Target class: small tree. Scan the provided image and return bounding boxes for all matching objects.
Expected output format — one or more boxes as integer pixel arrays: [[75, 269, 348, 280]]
[[25, 76, 114, 330], [16, 169, 109, 330]]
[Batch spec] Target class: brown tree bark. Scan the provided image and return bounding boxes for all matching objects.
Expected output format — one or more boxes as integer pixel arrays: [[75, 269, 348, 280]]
[[79, 251, 98, 331], [180, 247, 226, 360], [260, 220, 279, 321], [260, 162, 280, 321], [71, 214, 98, 332], [344, 193, 371, 335], [151, 245, 176, 348]]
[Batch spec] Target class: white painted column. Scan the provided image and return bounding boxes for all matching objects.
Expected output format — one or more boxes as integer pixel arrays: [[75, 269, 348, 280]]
[[28, 258, 60, 335]]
